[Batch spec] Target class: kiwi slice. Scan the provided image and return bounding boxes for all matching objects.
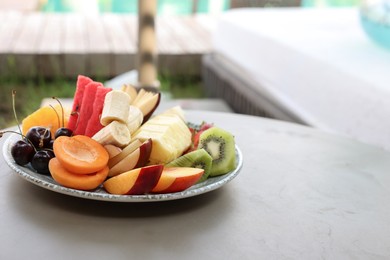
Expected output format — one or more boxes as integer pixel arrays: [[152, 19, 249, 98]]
[[166, 149, 212, 183], [198, 127, 236, 176]]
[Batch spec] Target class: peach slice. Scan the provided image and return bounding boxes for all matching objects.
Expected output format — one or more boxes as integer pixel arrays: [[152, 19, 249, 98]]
[[108, 139, 152, 177], [103, 165, 163, 195], [151, 167, 204, 194]]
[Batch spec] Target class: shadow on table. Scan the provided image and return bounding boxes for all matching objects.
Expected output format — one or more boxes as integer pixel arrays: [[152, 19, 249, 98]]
[[7, 175, 237, 251], [8, 175, 230, 219]]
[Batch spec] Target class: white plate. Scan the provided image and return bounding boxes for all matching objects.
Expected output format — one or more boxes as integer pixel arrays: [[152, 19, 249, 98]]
[[3, 133, 243, 202]]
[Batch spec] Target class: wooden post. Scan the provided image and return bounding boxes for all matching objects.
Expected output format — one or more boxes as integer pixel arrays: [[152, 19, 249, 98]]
[[192, 0, 198, 14], [137, 0, 159, 89]]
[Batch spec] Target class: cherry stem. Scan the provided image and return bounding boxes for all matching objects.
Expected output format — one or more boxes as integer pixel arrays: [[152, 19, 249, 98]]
[[12, 90, 22, 135], [39, 128, 50, 148], [52, 97, 65, 127], [49, 104, 61, 129], [0, 130, 37, 152]]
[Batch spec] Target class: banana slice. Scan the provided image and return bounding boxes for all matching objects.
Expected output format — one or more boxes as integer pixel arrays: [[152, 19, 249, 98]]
[[127, 105, 144, 134], [100, 90, 130, 126], [92, 120, 131, 148]]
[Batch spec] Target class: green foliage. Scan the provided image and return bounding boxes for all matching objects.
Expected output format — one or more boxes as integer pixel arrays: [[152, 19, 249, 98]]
[[0, 77, 76, 129], [159, 74, 204, 99]]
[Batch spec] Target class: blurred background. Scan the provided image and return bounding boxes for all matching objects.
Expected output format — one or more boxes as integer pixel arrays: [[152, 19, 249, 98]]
[[0, 0, 361, 129]]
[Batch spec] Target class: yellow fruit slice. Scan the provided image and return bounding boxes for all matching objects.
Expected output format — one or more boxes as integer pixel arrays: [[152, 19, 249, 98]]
[[133, 114, 191, 164], [22, 105, 70, 138]]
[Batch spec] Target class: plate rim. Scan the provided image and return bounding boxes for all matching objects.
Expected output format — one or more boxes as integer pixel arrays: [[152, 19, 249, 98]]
[[2, 133, 243, 202]]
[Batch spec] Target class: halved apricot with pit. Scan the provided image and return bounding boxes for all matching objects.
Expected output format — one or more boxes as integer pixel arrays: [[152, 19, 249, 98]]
[[53, 135, 109, 174]]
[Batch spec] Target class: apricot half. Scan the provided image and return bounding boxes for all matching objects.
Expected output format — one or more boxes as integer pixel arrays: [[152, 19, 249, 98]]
[[53, 135, 109, 174], [49, 158, 109, 190]]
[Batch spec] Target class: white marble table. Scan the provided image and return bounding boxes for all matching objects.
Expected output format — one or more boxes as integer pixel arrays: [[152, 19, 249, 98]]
[[1, 111, 389, 259]]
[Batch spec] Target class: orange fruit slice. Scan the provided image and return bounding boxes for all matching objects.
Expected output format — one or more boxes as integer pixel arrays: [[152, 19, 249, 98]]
[[22, 104, 70, 138]]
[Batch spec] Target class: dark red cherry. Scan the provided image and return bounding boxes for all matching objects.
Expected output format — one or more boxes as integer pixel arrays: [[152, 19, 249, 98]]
[[54, 127, 73, 139], [31, 150, 55, 175], [26, 126, 52, 149], [11, 140, 35, 166], [48, 139, 54, 150]]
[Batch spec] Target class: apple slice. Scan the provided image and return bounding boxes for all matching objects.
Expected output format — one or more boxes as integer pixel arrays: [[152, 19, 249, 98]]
[[131, 89, 161, 123], [104, 144, 122, 159], [140, 92, 161, 123], [151, 167, 204, 194], [121, 84, 138, 103], [131, 88, 146, 105], [108, 139, 152, 177], [108, 139, 142, 168], [103, 164, 163, 195]]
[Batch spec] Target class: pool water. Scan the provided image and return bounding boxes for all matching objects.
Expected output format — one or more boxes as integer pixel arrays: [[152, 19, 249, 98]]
[[302, 0, 360, 7], [41, 0, 230, 15], [359, 0, 390, 50], [41, 0, 361, 14]]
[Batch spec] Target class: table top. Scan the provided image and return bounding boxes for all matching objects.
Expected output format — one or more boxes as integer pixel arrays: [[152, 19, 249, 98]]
[[1, 110, 389, 259]]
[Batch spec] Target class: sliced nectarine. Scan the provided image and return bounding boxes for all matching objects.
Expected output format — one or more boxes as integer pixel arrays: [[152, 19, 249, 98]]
[[53, 135, 109, 174], [103, 165, 163, 195], [108, 139, 152, 177], [108, 139, 142, 168], [104, 144, 122, 159], [151, 167, 204, 193], [131, 89, 161, 123], [49, 158, 109, 190]]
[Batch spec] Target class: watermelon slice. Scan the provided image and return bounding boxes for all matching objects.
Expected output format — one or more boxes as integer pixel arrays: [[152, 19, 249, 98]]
[[84, 86, 112, 137], [73, 81, 102, 135], [67, 75, 93, 131]]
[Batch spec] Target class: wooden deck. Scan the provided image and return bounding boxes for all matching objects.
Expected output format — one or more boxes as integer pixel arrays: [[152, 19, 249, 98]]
[[0, 11, 216, 78]]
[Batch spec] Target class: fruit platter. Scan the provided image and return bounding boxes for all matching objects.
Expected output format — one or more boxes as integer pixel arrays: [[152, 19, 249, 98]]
[[1, 75, 243, 202]]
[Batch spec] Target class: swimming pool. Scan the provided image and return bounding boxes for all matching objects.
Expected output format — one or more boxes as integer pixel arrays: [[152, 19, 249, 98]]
[[40, 0, 360, 15], [40, 0, 230, 15]]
